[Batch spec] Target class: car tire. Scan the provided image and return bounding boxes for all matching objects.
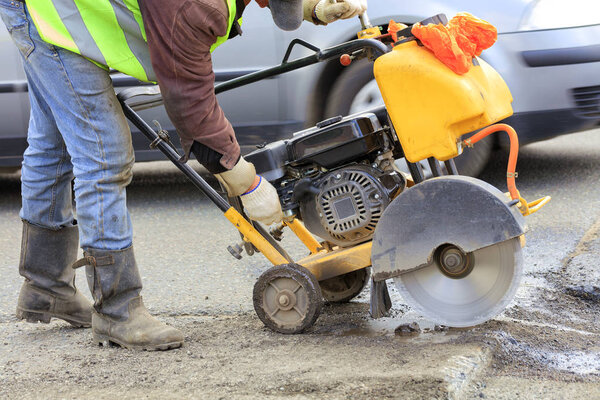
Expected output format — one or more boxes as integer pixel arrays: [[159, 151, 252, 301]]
[[0, 167, 21, 175], [324, 60, 492, 177], [324, 59, 383, 118], [453, 133, 493, 177]]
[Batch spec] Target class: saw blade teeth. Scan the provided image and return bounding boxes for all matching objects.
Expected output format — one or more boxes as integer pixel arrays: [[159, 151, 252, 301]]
[[394, 238, 523, 327]]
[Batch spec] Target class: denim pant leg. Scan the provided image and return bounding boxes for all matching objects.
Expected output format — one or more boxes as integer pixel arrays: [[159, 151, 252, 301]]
[[1, 0, 74, 229], [21, 69, 76, 229], [1, 2, 134, 250]]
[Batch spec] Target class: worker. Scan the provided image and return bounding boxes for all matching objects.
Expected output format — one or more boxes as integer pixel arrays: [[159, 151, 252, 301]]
[[1, 0, 367, 351]]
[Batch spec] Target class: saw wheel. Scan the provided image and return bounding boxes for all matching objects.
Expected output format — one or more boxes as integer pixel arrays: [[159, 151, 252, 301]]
[[253, 264, 322, 334], [320, 268, 370, 303], [394, 238, 523, 327]]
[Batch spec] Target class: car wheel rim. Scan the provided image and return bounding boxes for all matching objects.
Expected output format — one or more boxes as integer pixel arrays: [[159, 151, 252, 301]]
[[349, 79, 384, 114]]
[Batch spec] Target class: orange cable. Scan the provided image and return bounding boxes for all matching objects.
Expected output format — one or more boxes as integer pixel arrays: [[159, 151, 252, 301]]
[[463, 123, 520, 200]]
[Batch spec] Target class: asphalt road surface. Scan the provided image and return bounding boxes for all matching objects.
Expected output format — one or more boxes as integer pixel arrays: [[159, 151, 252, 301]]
[[1, 128, 599, 399]]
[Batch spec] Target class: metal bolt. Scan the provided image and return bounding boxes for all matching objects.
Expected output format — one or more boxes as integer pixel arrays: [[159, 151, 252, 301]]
[[279, 295, 290, 307], [374, 194, 380, 199], [283, 209, 296, 218], [443, 253, 461, 268], [336, 174, 342, 179]]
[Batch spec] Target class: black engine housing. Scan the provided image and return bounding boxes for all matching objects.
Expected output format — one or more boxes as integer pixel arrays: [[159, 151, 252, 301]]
[[244, 112, 404, 247], [245, 113, 385, 182]]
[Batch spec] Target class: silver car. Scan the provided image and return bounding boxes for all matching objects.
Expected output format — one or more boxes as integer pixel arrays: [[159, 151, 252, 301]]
[[1, 0, 599, 175]]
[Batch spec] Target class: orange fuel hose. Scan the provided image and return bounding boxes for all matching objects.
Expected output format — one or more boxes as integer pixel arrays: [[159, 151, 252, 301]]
[[463, 123, 520, 200]]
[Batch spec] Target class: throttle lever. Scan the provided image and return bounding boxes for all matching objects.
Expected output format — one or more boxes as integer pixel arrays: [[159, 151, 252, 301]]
[[356, 10, 382, 39], [359, 12, 372, 29]]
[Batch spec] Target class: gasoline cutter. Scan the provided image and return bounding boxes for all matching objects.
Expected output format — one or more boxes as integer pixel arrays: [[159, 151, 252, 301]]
[[117, 13, 550, 333]]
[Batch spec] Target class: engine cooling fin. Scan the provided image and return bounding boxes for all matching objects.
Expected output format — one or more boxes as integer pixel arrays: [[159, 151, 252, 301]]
[[317, 167, 388, 245]]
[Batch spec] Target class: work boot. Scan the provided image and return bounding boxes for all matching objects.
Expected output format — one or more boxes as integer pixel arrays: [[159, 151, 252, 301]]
[[16, 221, 92, 328], [75, 246, 184, 351]]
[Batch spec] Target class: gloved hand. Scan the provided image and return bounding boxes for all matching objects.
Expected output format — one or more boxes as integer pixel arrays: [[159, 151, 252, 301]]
[[303, 0, 367, 24], [240, 176, 284, 225], [215, 157, 283, 225]]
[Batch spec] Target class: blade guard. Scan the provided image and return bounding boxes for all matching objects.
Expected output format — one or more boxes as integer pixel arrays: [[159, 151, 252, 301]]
[[371, 176, 526, 282]]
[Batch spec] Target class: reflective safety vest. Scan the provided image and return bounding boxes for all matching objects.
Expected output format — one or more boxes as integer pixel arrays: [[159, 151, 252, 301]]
[[26, 0, 242, 82]]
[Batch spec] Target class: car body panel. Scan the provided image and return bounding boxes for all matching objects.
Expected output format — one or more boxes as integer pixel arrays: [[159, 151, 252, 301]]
[[0, 24, 29, 166], [489, 24, 600, 112], [1, 0, 598, 167]]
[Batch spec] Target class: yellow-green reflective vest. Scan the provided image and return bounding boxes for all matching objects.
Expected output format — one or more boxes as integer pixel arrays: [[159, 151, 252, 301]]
[[26, 0, 240, 82]]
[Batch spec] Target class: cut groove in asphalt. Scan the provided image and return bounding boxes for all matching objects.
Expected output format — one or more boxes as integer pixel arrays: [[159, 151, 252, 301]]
[[443, 348, 492, 400], [561, 214, 600, 302]]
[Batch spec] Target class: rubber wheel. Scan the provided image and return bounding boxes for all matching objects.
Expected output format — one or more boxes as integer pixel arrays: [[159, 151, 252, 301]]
[[319, 268, 370, 303], [253, 264, 322, 334], [325, 60, 492, 177]]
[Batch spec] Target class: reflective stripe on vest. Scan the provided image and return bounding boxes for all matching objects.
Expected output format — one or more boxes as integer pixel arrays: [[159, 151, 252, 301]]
[[26, 0, 239, 82], [211, 0, 238, 52]]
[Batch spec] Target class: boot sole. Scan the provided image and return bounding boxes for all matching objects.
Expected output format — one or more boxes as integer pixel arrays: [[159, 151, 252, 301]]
[[16, 308, 91, 328], [93, 332, 183, 351]]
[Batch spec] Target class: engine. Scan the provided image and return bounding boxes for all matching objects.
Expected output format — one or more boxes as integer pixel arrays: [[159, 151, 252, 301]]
[[245, 111, 405, 247], [300, 164, 403, 246]]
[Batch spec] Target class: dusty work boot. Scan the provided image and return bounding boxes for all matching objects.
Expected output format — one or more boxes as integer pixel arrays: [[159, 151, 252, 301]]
[[75, 246, 184, 351], [16, 221, 92, 328]]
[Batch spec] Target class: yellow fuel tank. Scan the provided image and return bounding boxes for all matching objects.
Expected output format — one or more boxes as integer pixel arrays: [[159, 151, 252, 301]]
[[374, 40, 513, 163]]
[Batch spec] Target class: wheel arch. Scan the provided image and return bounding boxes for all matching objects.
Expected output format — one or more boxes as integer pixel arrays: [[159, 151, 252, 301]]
[[305, 14, 432, 126]]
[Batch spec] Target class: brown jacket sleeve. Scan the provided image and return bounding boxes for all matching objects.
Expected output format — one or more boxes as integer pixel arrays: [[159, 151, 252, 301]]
[[139, 0, 240, 169]]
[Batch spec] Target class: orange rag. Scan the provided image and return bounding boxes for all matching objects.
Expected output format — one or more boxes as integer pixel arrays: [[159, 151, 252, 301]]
[[409, 12, 497, 75], [388, 20, 406, 42]]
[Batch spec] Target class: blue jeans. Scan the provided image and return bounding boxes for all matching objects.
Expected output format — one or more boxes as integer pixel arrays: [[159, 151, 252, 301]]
[[0, 1, 134, 250]]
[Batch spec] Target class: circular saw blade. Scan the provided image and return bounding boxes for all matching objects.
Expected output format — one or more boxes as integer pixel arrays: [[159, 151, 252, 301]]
[[394, 238, 523, 327]]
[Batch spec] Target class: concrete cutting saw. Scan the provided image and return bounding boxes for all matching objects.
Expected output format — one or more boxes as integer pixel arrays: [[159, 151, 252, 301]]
[[117, 12, 550, 333]]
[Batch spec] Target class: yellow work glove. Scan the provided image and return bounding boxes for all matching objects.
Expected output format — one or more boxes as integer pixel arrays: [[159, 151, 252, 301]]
[[303, 0, 367, 24], [215, 158, 283, 225]]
